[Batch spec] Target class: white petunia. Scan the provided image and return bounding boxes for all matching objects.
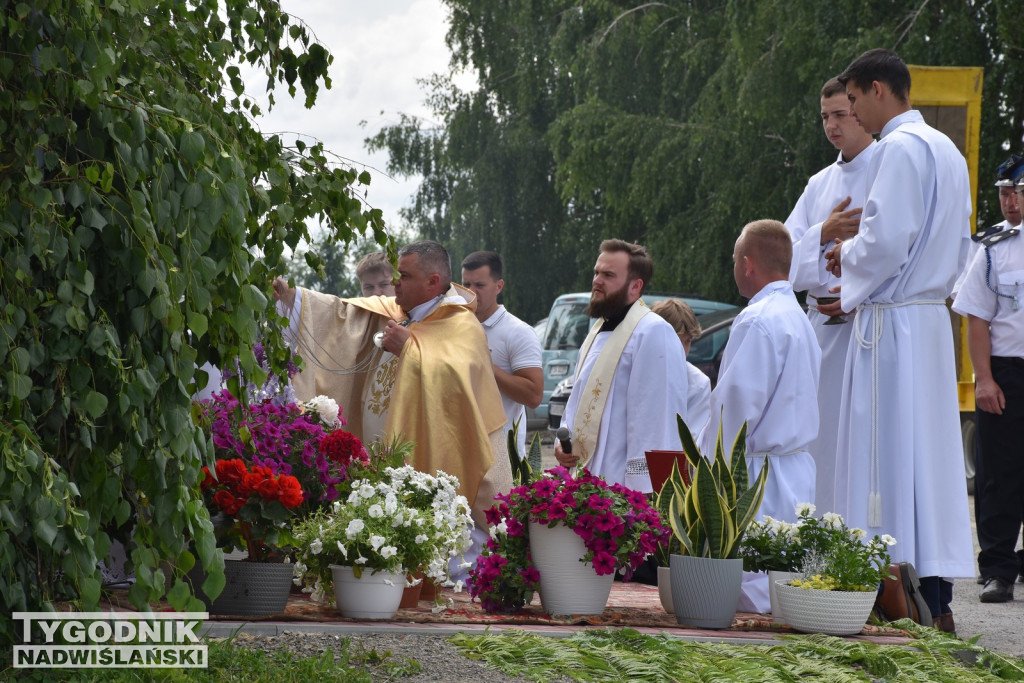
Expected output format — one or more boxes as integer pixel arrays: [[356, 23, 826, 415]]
[[345, 519, 365, 539], [881, 534, 897, 546], [310, 538, 323, 555], [369, 534, 385, 550], [415, 534, 429, 544], [380, 546, 397, 559], [851, 527, 867, 541], [355, 555, 368, 564], [368, 504, 384, 519], [359, 484, 375, 499], [822, 512, 843, 529], [336, 540, 348, 558], [795, 502, 816, 517]]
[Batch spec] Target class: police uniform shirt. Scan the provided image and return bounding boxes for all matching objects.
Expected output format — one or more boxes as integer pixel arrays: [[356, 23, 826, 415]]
[[953, 229, 1024, 357]]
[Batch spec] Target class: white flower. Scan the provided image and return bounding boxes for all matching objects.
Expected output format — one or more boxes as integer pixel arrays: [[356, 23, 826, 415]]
[[369, 534, 385, 550], [306, 395, 341, 426], [336, 540, 348, 558], [310, 580, 326, 604], [822, 512, 843, 529], [309, 538, 323, 555], [881, 534, 897, 547], [851, 527, 867, 541], [384, 493, 399, 515], [380, 546, 397, 559], [345, 519, 365, 539], [496, 520, 508, 535], [355, 555, 368, 565], [415, 534, 429, 544], [358, 483, 375, 499], [368, 503, 384, 519], [795, 502, 816, 517]]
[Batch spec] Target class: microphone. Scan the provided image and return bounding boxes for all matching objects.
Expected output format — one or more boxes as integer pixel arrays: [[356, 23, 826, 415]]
[[555, 427, 572, 455]]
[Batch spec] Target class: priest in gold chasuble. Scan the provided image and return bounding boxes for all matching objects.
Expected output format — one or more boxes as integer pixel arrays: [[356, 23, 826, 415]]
[[274, 242, 511, 537]]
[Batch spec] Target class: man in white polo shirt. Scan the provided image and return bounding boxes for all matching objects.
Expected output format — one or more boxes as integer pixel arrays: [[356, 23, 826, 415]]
[[461, 251, 543, 459]]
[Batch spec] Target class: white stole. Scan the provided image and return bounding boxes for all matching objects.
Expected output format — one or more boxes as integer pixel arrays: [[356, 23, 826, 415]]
[[571, 301, 650, 467]]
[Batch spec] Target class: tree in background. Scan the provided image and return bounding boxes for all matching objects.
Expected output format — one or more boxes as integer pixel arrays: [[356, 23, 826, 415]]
[[370, 0, 1023, 316], [286, 231, 410, 298], [0, 0, 389, 643]]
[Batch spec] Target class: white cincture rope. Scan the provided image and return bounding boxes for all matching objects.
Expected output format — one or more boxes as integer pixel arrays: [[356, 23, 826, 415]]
[[854, 298, 945, 527]]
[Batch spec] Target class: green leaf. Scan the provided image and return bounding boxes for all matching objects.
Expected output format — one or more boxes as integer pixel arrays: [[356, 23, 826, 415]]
[[180, 131, 205, 165], [80, 576, 101, 608], [7, 372, 31, 400], [35, 519, 58, 546], [83, 390, 108, 418], [187, 311, 208, 338]]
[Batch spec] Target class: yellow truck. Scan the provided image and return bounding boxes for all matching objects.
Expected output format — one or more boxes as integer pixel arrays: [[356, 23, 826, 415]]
[[908, 65, 984, 492]]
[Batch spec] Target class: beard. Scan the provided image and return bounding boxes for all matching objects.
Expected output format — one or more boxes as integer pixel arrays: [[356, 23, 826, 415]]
[[587, 282, 632, 319]]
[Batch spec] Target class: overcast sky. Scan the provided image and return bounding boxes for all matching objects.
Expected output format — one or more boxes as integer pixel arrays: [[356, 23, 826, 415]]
[[245, 1, 460, 235]]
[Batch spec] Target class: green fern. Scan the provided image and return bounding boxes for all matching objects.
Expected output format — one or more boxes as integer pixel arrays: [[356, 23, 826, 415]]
[[451, 626, 1024, 682]]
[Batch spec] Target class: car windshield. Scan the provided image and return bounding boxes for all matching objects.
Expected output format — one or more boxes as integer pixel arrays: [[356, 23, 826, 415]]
[[542, 301, 591, 350]]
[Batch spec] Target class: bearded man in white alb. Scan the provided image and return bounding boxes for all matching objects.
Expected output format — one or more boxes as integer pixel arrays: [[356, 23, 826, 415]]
[[785, 76, 876, 513], [821, 48, 974, 630], [554, 239, 689, 493], [701, 219, 821, 613]]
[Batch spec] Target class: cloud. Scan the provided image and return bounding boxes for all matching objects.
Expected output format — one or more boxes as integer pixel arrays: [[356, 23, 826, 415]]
[[245, 0, 456, 233]]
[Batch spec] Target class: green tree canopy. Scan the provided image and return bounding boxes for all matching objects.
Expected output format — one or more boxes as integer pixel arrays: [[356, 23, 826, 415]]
[[370, 0, 1023, 317], [0, 0, 389, 643]]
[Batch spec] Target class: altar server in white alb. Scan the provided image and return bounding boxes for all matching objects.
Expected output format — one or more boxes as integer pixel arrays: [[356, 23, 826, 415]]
[[555, 239, 689, 493], [701, 219, 821, 613], [821, 48, 974, 629], [785, 76, 876, 513]]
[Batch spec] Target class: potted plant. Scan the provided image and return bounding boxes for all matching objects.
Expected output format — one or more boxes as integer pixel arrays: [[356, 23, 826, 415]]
[[738, 506, 811, 618], [665, 416, 769, 628], [194, 388, 361, 510], [773, 511, 896, 635], [291, 464, 473, 619], [469, 466, 668, 615], [191, 458, 306, 616]]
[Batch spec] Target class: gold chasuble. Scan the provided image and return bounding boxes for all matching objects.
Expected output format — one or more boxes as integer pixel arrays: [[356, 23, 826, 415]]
[[289, 285, 511, 527]]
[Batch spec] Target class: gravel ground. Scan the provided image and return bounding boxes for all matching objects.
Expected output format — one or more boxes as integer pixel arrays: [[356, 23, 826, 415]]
[[228, 631, 546, 682]]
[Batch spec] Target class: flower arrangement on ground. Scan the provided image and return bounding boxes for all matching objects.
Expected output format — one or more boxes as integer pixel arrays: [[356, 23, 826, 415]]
[[291, 465, 473, 603], [468, 467, 669, 612], [200, 458, 305, 561], [194, 388, 367, 507], [743, 503, 896, 591]]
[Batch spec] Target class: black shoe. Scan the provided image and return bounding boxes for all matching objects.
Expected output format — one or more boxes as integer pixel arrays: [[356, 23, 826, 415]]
[[979, 577, 1015, 603]]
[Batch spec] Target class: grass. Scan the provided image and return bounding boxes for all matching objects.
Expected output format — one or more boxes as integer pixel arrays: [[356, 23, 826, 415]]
[[452, 623, 1024, 682], [1, 634, 422, 682]]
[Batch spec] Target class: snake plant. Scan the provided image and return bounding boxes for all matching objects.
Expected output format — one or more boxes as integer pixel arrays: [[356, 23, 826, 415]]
[[662, 414, 769, 559]]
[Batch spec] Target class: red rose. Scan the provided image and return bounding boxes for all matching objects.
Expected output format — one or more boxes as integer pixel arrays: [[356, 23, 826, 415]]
[[215, 459, 247, 485], [277, 476, 304, 508], [254, 477, 280, 500], [212, 490, 244, 516]]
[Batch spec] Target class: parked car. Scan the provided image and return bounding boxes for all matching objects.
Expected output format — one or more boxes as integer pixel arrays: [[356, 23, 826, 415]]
[[525, 317, 550, 430], [544, 302, 739, 430]]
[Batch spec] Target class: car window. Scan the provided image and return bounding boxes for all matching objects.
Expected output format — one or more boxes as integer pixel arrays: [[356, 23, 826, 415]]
[[542, 302, 591, 351], [687, 324, 731, 364]]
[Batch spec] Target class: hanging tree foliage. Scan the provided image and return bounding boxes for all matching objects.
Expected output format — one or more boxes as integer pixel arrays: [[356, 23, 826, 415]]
[[0, 0, 390, 643]]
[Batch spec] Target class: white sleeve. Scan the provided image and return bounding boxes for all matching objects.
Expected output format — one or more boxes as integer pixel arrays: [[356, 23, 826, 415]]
[[276, 287, 303, 350]]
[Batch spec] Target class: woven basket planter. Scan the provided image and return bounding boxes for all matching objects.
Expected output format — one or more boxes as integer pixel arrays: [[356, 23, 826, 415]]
[[773, 580, 876, 635]]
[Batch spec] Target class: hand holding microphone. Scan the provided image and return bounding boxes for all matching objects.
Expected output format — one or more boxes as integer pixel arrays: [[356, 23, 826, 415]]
[[554, 427, 579, 468]]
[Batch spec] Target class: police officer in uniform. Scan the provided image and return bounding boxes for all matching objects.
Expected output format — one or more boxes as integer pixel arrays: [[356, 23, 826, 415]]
[[952, 154, 1024, 603]]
